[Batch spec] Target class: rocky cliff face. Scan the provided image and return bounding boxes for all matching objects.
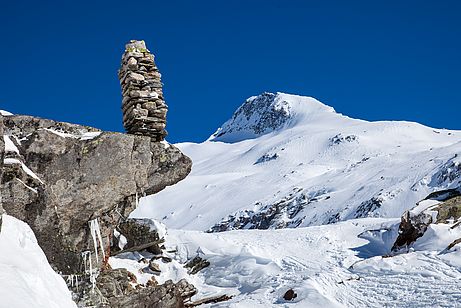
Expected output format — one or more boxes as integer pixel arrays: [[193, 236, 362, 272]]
[[1, 114, 191, 274], [0, 112, 192, 306]]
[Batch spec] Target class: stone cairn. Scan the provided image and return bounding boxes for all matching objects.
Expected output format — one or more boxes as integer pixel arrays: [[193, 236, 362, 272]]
[[119, 40, 167, 141]]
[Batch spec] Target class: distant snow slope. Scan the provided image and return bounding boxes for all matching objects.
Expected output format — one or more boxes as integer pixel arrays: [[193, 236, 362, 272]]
[[0, 215, 76, 308], [133, 92, 461, 231]]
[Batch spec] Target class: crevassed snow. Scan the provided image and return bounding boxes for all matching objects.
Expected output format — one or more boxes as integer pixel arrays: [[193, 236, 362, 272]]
[[0, 215, 76, 308], [132, 92, 461, 231]]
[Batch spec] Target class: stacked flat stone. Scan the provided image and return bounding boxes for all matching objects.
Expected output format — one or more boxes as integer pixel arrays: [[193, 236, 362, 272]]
[[119, 40, 168, 141]]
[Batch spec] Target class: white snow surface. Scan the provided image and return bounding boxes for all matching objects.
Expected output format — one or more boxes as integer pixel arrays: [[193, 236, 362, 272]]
[[127, 92, 461, 307], [3, 135, 20, 154], [0, 215, 76, 308], [43, 128, 101, 140], [0, 110, 13, 116], [133, 92, 461, 231], [131, 218, 460, 307], [3, 92, 461, 307]]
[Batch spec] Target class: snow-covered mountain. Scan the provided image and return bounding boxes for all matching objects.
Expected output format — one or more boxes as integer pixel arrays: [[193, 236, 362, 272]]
[[3, 92, 461, 307], [133, 92, 461, 231], [127, 92, 461, 306]]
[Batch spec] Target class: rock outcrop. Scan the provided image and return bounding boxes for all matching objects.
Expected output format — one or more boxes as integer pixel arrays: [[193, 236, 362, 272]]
[[97, 270, 186, 308], [0, 115, 191, 275], [119, 40, 168, 141], [0, 39, 199, 307], [392, 188, 461, 252]]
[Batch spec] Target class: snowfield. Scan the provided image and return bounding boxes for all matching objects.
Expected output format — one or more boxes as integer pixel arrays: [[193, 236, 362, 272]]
[[0, 215, 76, 308], [159, 218, 461, 307], [131, 92, 461, 307], [133, 92, 461, 231]]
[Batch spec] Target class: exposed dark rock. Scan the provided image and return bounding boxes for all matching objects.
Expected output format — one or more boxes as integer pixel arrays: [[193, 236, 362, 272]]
[[184, 256, 210, 275], [208, 188, 330, 232], [392, 189, 461, 252], [254, 153, 278, 165], [447, 238, 461, 251], [112, 218, 164, 255], [283, 289, 297, 301], [329, 133, 358, 145], [423, 189, 461, 201], [429, 157, 461, 188], [148, 259, 161, 274], [210, 92, 292, 142], [0, 115, 192, 275], [391, 210, 428, 251], [96, 270, 185, 308], [161, 256, 173, 263], [176, 278, 198, 302], [97, 268, 136, 299], [354, 197, 383, 218], [185, 294, 233, 307]]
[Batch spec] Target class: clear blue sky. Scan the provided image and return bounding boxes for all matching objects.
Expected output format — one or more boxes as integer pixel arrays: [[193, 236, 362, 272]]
[[1, 1, 460, 143]]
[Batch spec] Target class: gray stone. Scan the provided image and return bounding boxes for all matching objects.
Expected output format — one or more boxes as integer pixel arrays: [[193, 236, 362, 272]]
[[119, 40, 168, 141], [148, 260, 161, 273], [184, 256, 210, 275], [127, 57, 138, 70], [0, 115, 191, 274], [94, 269, 185, 308], [111, 218, 163, 255]]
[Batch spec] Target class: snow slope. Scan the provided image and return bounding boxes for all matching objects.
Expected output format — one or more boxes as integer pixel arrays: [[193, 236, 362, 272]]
[[159, 217, 461, 307], [127, 92, 461, 307], [133, 92, 461, 231], [0, 215, 76, 308]]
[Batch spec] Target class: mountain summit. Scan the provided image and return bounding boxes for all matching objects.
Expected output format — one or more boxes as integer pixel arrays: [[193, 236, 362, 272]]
[[134, 92, 461, 231], [209, 92, 336, 143]]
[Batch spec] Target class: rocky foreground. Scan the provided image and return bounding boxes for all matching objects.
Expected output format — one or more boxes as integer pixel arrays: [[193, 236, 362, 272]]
[[0, 112, 198, 307]]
